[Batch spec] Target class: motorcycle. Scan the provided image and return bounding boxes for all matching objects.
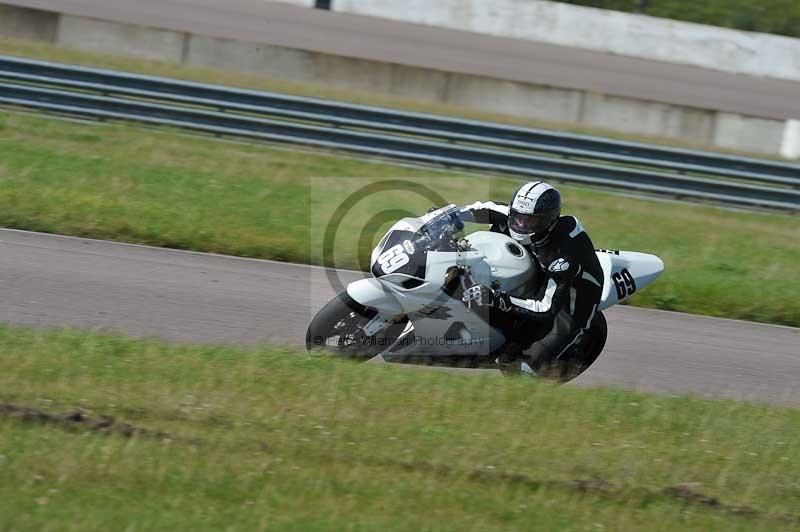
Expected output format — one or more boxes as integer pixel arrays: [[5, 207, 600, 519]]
[[306, 204, 664, 381]]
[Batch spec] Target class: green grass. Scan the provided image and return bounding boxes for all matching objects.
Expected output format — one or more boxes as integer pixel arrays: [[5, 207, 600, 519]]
[[1, 111, 798, 327], [560, 0, 800, 39], [0, 36, 785, 160], [0, 325, 798, 531]]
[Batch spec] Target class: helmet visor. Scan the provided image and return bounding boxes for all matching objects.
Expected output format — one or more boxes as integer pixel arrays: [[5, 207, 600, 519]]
[[509, 209, 552, 235]]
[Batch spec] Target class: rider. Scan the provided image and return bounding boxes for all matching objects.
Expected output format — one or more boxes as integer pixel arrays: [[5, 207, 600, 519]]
[[459, 181, 604, 376]]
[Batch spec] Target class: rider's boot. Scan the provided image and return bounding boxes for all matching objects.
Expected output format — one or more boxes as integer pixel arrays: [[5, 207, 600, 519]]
[[495, 342, 537, 377]]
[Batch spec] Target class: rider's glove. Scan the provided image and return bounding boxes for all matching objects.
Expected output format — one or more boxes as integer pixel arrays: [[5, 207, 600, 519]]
[[462, 285, 513, 312]]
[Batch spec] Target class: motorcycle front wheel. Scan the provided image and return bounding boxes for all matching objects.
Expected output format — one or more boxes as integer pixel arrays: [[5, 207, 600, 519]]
[[305, 292, 408, 361]]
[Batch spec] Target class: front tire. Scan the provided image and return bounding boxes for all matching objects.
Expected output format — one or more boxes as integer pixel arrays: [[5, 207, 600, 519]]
[[306, 293, 407, 361]]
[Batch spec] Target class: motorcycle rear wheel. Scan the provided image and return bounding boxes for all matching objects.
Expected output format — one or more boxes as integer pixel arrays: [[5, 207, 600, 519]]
[[551, 311, 608, 382], [306, 292, 408, 361]]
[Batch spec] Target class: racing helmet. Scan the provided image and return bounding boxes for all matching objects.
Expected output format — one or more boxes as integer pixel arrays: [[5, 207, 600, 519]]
[[508, 181, 561, 245]]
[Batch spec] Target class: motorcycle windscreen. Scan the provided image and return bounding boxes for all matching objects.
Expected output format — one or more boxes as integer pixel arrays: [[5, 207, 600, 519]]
[[370, 208, 463, 281], [370, 230, 428, 280]]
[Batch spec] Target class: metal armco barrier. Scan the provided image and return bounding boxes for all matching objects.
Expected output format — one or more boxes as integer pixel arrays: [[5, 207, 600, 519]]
[[1, 55, 798, 210]]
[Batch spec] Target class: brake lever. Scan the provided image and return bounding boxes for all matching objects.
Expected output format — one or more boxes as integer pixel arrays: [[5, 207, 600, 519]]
[[460, 269, 476, 312]]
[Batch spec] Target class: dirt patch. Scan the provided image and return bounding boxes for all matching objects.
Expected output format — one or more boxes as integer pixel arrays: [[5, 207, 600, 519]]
[[364, 456, 799, 525], [662, 482, 759, 517], [0, 403, 170, 439], [663, 482, 721, 507]]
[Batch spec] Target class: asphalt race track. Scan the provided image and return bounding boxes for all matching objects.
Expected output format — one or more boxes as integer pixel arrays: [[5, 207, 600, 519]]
[[4, 0, 800, 120], [2, 228, 798, 406]]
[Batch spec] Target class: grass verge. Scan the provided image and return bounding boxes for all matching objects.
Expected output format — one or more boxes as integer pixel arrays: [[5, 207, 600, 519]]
[[1, 111, 798, 326], [562, 0, 800, 40], [0, 36, 784, 159], [0, 325, 798, 530]]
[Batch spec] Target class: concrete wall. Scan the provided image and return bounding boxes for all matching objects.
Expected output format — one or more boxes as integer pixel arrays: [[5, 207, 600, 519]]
[[333, 0, 800, 84], [58, 15, 188, 63], [782, 121, 800, 159], [444, 76, 584, 126], [0, 4, 795, 158], [579, 93, 716, 144], [184, 35, 315, 82], [107, 27, 800, 157], [712, 113, 787, 155], [181, 34, 730, 146], [272, 0, 315, 6], [0, 4, 57, 41]]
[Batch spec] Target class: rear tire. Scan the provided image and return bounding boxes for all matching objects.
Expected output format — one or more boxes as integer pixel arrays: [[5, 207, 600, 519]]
[[558, 311, 607, 382], [306, 292, 407, 361], [538, 311, 607, 383]]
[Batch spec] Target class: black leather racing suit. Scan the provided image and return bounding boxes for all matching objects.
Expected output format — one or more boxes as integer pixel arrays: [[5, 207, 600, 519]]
[[461, 202, 604, 372]]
